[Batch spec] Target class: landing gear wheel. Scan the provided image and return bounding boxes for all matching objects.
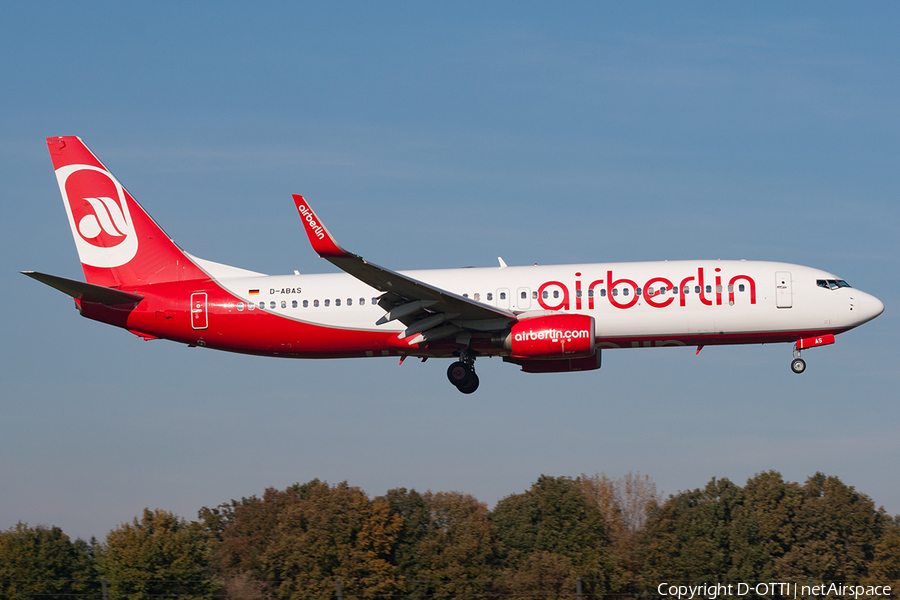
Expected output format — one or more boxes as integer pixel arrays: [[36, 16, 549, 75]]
[[456, 372, 480, 394], [447, 361, 473, 386], [791, 358, 806, 374]]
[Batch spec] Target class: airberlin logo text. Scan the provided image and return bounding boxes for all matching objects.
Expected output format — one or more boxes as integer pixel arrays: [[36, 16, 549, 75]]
[[296, 204, 325, 240], [514, 328, 591, 342], [537, 267, 757, 311]]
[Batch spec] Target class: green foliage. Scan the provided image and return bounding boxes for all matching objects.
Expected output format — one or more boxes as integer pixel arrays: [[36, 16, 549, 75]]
[[384, 488, 500, 597], [97, 508, 217, 600], [0, 523, 96, 600], [638, 470, 891, 592], [491, 475, 619, 596], [776, 473, 886, 581]]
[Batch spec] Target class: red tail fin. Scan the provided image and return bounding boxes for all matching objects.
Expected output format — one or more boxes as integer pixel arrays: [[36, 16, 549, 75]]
[[47, 136, 206, 288]]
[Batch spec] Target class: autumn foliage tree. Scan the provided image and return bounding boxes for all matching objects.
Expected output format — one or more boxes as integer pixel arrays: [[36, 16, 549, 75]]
[[204, 480, 404, 599], [3, 471, 899, 599]]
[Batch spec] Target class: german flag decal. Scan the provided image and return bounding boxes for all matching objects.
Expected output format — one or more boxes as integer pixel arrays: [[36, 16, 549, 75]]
[[249, 289, 259, 295]]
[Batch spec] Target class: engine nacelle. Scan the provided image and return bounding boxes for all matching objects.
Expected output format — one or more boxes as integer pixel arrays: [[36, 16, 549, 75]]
[[494, 314, 596, 358]]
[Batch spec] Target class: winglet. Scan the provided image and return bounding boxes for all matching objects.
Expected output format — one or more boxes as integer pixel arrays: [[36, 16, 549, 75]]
[[292, 195, 350, 258]]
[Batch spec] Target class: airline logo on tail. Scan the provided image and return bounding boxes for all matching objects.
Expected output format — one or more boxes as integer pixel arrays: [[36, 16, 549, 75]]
[[55, 164, 138, 268]]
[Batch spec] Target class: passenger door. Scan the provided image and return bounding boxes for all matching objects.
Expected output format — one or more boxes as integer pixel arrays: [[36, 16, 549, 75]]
[[191, 292, 208, 329], [775, 272, 792, 308]]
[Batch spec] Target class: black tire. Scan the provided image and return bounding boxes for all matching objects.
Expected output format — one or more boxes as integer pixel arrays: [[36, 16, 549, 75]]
[[791, 358, 806, 374], [456, 372, 480, 394], [447, 361, 473, 386]]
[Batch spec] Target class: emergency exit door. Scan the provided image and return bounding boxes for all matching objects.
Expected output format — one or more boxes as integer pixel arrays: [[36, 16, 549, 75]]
[[775, 272, 792, 308], [191, 292, 208, 329]]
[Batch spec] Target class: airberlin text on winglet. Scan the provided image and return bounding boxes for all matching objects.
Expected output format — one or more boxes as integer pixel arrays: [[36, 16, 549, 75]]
[[296, 202, 325, 240]]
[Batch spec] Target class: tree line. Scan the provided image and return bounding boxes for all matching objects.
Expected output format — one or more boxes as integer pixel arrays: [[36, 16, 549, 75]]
[[2, 472, 899, 599]]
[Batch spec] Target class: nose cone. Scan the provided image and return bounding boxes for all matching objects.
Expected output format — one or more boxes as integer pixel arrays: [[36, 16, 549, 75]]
[[857, 291, 885, 325]]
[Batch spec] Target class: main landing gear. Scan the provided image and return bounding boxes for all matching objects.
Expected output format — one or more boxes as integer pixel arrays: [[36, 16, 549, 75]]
[[791, 345, 806, 374], [447, 350, 479, 394]]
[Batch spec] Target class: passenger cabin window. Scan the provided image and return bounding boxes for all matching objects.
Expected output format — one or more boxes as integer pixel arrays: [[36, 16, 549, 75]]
[[281, 301, 287, 308], [474, 293, 480, 301], [371, 298, 378, 305], [695, 286, 701, 294], [260, 302, 266, 309], [521, 291, 527, 299], [335, 299, 341, 306], [314, 300, 319, 307], [303, 300, 309, 308], [324, 299, 330, 307], [347, 298, 352, 306], [237, 302, 244, 311], [292, 300, 298, 308], [359, 298, 365, 306]]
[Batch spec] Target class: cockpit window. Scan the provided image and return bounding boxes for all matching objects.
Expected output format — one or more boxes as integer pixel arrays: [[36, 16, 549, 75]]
[[817, 279, 852, 290]]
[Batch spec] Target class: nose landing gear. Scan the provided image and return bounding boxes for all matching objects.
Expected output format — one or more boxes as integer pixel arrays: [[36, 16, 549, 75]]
[[791, 345, 806, 374], [447, 350, 479, 393], [790, 334, 835, 374]]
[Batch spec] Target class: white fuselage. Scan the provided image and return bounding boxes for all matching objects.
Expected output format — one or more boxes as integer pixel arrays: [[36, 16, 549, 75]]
[[211, 259, 882, 350]]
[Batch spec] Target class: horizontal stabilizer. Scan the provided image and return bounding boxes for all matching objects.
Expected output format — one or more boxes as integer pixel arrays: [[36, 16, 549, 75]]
[[22, 271, 143, 305]]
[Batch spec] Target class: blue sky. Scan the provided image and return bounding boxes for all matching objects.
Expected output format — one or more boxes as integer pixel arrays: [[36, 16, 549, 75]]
[[1, 3, 898, 542]]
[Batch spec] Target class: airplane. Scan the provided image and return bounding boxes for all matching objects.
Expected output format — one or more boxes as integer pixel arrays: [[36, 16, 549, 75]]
[[24, 136, 884, 394]]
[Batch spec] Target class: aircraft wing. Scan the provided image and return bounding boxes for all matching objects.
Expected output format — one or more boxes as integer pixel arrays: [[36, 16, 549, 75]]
[[292, 195, 516, 345]]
